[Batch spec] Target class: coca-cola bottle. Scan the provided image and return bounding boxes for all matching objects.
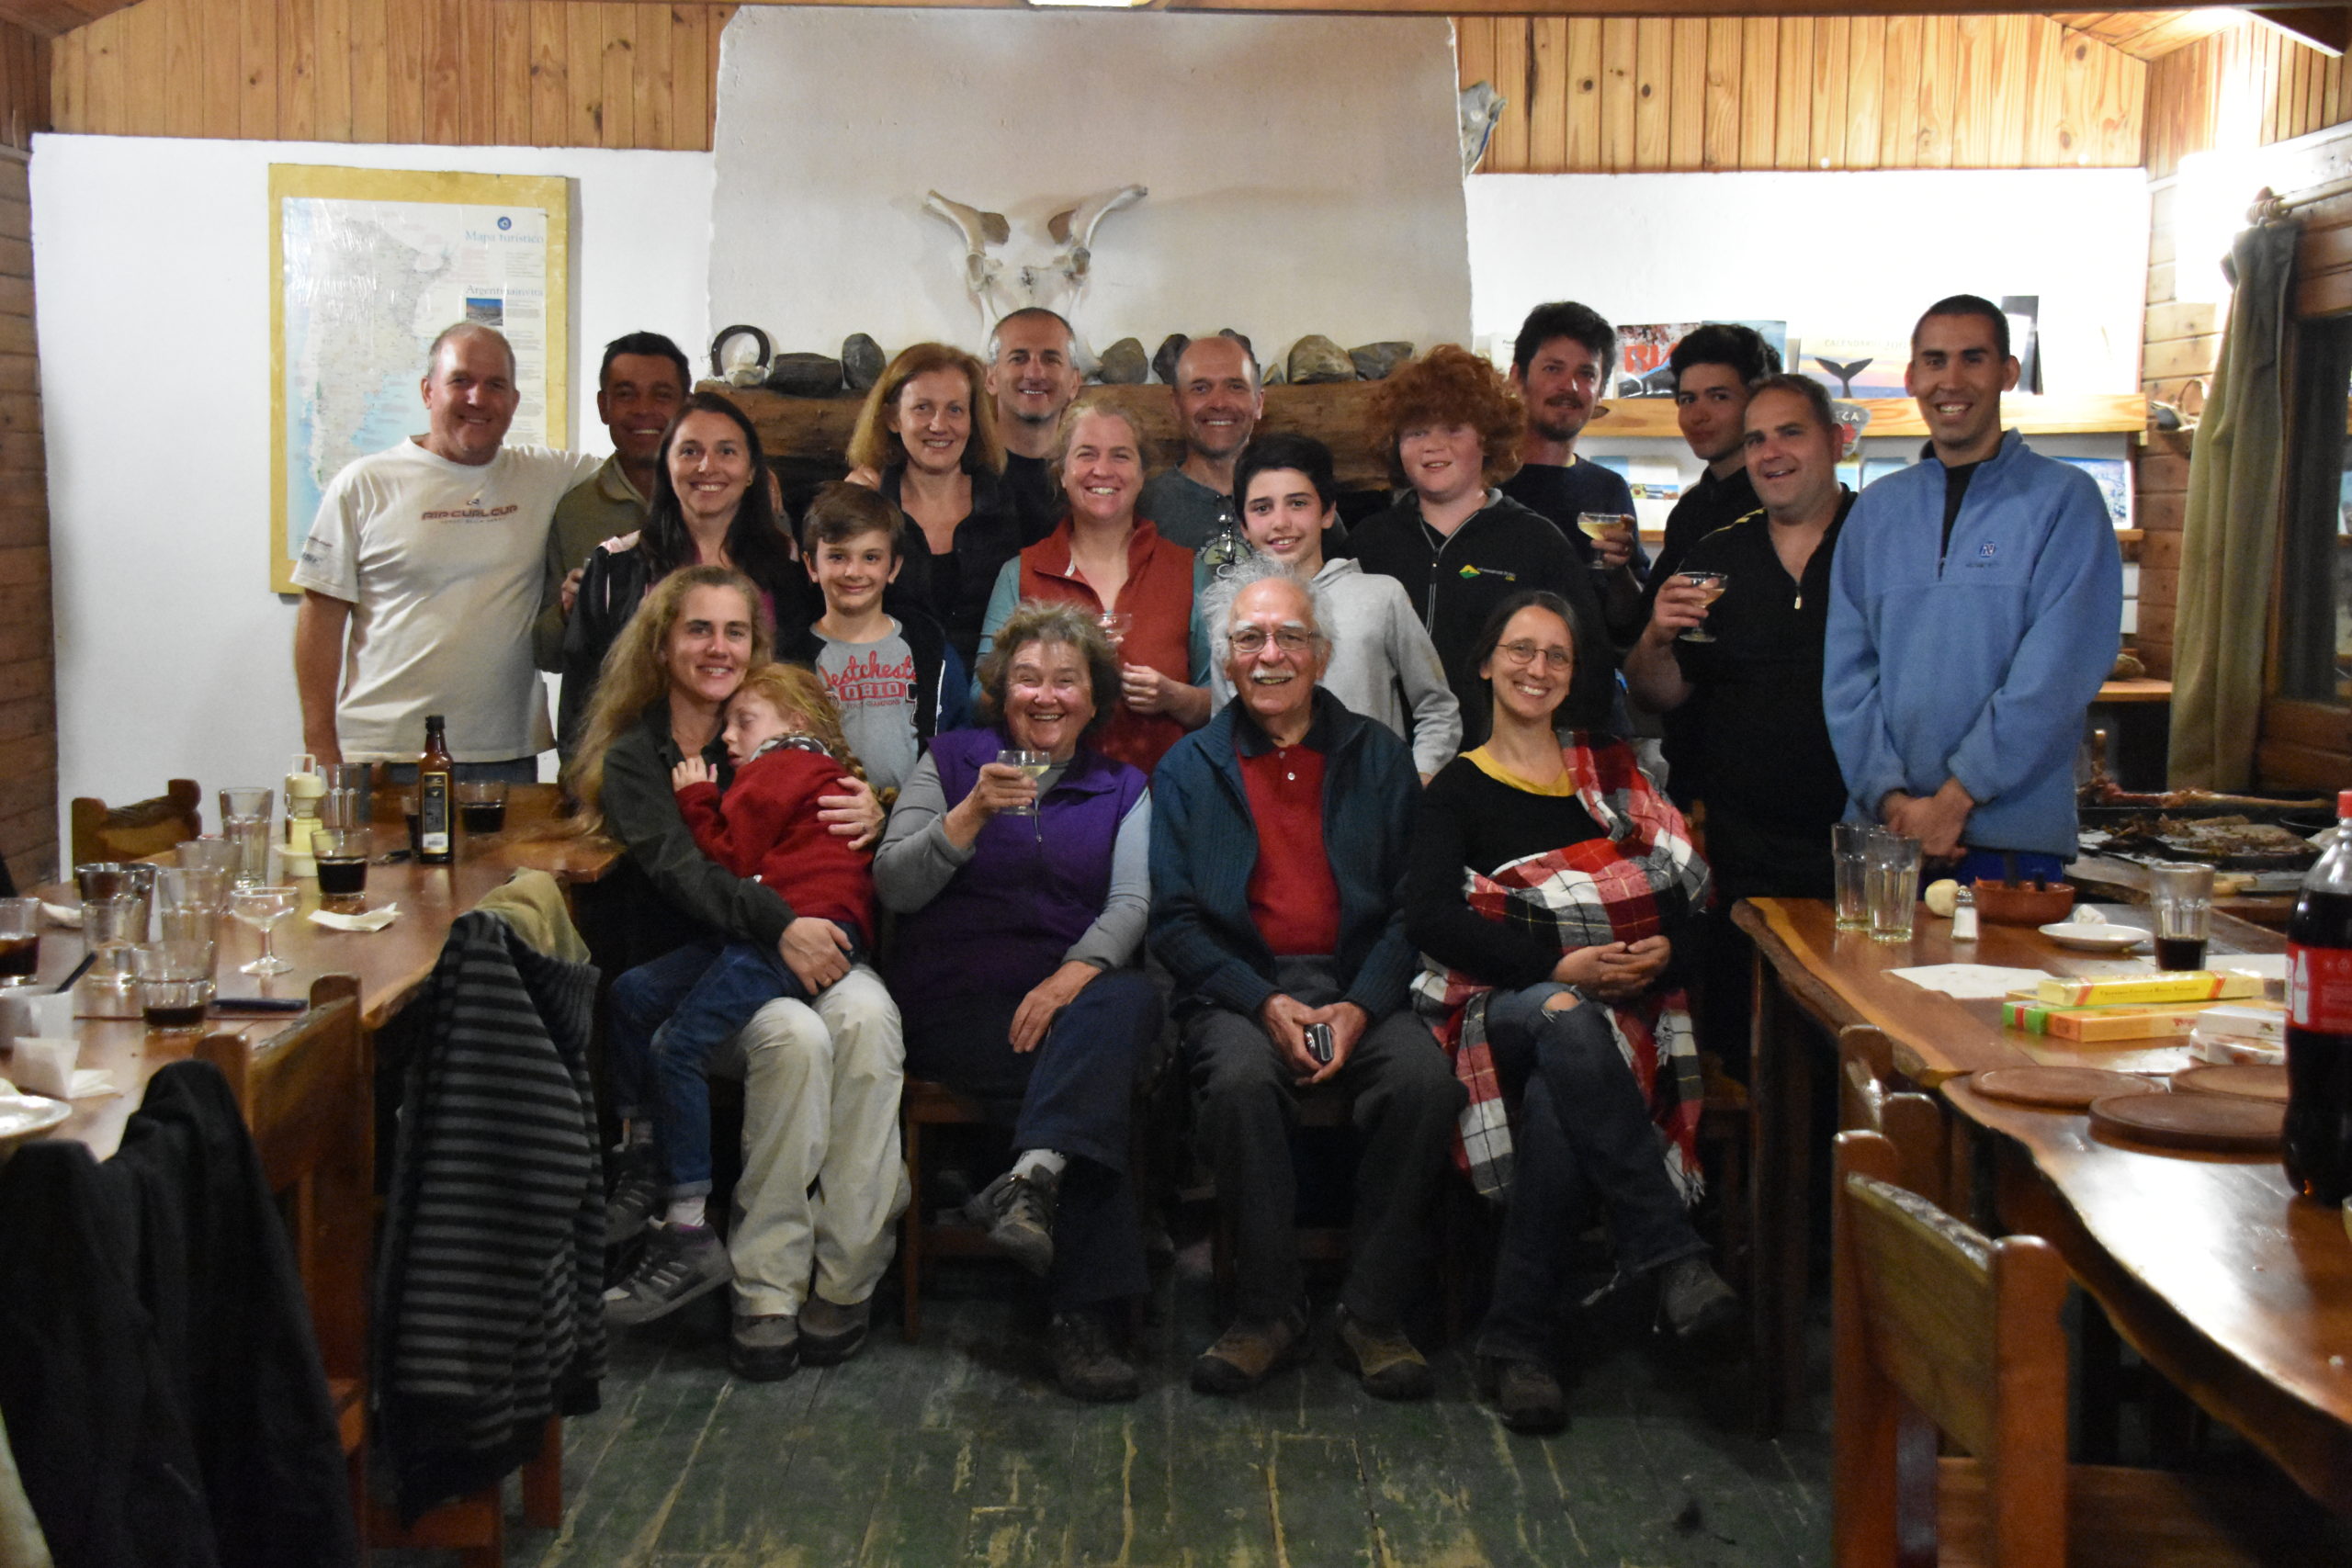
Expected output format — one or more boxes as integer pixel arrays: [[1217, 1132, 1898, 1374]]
[[2284, 788, 2352, 1203]]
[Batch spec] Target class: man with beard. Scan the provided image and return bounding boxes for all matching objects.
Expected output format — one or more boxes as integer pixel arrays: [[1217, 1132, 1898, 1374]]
[[1500, 301, 1643, 643], [987, 308, 1085, 542], [1137, 334, 1263, 550]]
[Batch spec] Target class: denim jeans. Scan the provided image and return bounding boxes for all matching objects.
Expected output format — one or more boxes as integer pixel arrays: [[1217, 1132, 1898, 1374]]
[[610, 926, 859, 1197], [1477, 984, 1706, 1365]]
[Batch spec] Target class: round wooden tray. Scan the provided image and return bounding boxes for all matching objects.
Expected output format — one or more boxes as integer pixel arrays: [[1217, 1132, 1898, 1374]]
[[2167, 1063, 2290, 1103], [1973, 1066, 2160, 1111], [2089, 1092, 2284, 1153]]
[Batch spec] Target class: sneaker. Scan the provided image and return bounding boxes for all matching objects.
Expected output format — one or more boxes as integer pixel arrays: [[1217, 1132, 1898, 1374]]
[[1476, 1354, 1566, 1435], [1656, 1256, 1740, 1346], [799, 1294, 871, 1366], [964, 1168, 1057, 1277], [729, 1313, 799, 1382], [1333, 1307, 1433, 1401], [604, 1145, 663, 1246], [1051, 1310, 1140, 1403], [1190, 1308, 1307, 1395], [603, 1224, 731, 1327]]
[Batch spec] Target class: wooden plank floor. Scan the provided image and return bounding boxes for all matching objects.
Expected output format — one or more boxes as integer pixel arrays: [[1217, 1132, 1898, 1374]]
[[409, 1244, 1830, 1567]]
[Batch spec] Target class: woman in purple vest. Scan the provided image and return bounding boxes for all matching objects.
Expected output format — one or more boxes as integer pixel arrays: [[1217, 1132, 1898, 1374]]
[[875, 600, 1160, 1404]]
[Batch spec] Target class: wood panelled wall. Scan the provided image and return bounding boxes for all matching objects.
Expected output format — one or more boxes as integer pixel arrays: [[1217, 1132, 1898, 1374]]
[[1456, 15, 2144, 174], [0, 145, 50, 889], [2144, 19, 2352, 179], [0, 21, 44, 152], [50, 0, 732, 148]]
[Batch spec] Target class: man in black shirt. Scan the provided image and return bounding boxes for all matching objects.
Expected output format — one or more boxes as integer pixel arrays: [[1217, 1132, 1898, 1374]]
[[1625, 373, 1852, 902], [1499, 301, 1645, 643], [986, 308, 1083, 543]]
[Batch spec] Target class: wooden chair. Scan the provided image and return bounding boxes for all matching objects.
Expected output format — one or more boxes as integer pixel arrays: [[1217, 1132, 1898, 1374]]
[[202, 974, 563, 1568], [899, 1076, 996, 1342], [1831, 1129, 2346, 1566], [69, 777, 202, 867], [1836, 1024, 1951, 1212]]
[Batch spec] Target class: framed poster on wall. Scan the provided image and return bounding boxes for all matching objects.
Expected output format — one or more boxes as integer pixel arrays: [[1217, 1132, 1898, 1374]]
[[268, 165, 572, 592]]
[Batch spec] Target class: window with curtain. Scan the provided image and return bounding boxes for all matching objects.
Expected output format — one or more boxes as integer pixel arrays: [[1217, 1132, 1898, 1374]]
[[2279, 317, 2352, 705]]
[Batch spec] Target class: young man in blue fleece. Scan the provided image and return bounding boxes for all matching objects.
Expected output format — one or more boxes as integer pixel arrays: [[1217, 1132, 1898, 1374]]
[[1823, 294, 2121, 883]]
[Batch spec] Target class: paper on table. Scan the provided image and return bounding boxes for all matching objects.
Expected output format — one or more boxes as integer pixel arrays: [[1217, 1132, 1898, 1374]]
[[2212, 953, 2287, 979], [1888, 964, 2055, 1000], [309, 904, 399, 933]]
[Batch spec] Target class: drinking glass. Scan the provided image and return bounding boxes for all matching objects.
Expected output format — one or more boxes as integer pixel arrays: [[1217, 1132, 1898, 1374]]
[[132, 941, 214, 1033], [1676, 571, 1731, 642], [1576, 513, 1636, 567], [1831, 822, 1872, 930], [1865, 833, 1924, 944], [83, 892, 145, 985], [229, 884, 298, 976], [322, 763, 372, 829], [74, 861, 152, 942], [175, 836, 242, 880], [456, 780, 508, 837], [220, 786, 274, 887], [157, 863, 228, 945], [311, 829, 370, 911], [996, 750, 1050, 818], [2148, 862, 2216, 972], [1098, 612, 1133, 652], [0, 897, 38, 987]]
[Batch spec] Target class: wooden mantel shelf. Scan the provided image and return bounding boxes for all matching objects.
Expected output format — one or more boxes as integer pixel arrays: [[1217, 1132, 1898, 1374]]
[[718, 381, 2150, 491]]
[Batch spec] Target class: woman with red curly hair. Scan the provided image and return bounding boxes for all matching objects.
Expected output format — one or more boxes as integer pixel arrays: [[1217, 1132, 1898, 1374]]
[[1342, 344, 1614, 748]]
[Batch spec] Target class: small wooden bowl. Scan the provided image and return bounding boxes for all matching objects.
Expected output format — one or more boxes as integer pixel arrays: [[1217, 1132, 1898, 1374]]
[[1973, 879, 2076, 926]]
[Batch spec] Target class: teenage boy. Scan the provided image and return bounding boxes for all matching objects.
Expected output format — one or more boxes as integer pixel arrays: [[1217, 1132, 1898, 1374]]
[[783, 484, 970, 795]]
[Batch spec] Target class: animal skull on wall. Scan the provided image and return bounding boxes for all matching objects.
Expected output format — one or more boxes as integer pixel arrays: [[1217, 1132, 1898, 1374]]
[[922, 185, 1148, 372]]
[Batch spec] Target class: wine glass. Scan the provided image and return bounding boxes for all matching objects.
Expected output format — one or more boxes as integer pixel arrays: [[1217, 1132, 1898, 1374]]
[[1677, 570, 1731, 643], [1576, 513, 1635, 569], [229, 884, 298, 976], [996, 750, 1051, 818], [1098, 612, 1133, 653]]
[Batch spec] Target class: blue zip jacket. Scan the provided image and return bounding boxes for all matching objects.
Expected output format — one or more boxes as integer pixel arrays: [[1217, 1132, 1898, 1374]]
[[1824, 429, 2120, 858], [1148, 689, 1422, 1021]]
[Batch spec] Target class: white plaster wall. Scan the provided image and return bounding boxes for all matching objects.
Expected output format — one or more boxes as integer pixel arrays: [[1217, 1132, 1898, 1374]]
[[1467, 170, 2151, 394], [31, 134, 714, 827], [709, 9, 1473, 362]]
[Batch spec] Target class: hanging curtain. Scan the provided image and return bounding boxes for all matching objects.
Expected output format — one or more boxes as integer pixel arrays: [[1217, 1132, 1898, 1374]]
[[2170, 221, 2301, 790]]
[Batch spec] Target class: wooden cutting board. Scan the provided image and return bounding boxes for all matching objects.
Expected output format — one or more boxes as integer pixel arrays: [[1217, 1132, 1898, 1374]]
[[2168, 1063, 2290, 1103], [2089, 1092, 2284, 1152], [1973, 1066, 2161, 1111]]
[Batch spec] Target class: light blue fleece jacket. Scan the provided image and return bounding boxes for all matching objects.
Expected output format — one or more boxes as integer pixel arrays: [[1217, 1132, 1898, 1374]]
[[1824, 429, 2121, 858]]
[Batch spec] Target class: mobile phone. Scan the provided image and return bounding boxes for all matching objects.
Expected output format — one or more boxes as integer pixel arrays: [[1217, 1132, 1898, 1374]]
[[211, 997, 309, 1014], [1305, 1022, 1333, 1066]]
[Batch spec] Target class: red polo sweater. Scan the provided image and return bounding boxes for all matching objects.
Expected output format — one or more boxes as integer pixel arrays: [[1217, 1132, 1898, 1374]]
[[1238, 739, 1340, 956]]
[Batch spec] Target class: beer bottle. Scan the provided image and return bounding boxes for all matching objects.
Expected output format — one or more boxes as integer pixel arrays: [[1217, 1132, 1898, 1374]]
[[2284, 788, 2352, 1202], [417, 715, 455, 867]]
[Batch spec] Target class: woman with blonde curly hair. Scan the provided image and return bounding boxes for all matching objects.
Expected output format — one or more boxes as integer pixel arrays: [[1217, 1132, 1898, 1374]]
[[566, 565, 903, 1383], [1342, 344, 1614, 748], [842, 341, 1023, 668]]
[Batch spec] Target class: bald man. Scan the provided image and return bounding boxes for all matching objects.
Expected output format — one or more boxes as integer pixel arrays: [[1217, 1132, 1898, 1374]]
[[293, 322, 600, 778]]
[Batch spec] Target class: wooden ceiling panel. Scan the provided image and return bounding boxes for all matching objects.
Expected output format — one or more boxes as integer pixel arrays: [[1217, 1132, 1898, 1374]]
[[0, 0, 123, 40]]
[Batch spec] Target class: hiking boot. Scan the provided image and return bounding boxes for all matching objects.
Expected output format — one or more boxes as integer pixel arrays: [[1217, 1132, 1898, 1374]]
[[1051, 1310, 1140, 1403], [964, 1168, 1057, 1277], [1190, 1308, 1307, 1395], [1476, 1354, 1566, 1435], [729, 1314, 798, 1382], [1334, 1307, 1433, 1401], [604, 1144, 663, 1246], [799, 1294, 871, 1366], [1656, 1256, 1740, 1347], [603, 1224, 731, 1327]]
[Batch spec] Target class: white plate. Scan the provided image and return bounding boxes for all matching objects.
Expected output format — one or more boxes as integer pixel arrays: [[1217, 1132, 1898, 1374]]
[[0, 1092, 69, 1150], [2040, 921, 2150, 953]]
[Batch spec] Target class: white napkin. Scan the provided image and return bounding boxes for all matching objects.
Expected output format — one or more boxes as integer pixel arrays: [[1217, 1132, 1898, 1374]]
[[309, 904, 399, 933], [1888, 964, 2054, 1000], [2213, 953, 2287, 979], [40, 901, 78, 929], [63, 1069, 114, 1100], [6, 1038, 109, 1099]]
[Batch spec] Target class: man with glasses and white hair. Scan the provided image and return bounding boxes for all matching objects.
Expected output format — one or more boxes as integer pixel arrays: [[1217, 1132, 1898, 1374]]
[[1150, 563, 1464, 1404]]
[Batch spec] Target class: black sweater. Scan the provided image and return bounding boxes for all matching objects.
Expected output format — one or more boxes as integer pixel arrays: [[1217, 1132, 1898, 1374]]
[[1404, 757, 1611, 990]]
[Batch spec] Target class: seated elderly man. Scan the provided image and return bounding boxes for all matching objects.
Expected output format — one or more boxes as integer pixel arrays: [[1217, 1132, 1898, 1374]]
[[1150, 561, 1464, 1399]]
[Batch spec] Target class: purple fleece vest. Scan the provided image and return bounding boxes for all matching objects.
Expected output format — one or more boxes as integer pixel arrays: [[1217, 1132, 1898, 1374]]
[[889, 727, 1148, 1004]]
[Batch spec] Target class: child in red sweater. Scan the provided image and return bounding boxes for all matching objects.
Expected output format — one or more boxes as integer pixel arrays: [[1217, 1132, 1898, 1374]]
[[605, 663, 876, 1325]]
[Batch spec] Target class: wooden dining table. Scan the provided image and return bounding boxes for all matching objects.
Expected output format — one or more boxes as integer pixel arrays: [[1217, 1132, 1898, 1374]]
[[11, 799, 615, 1160], [1734, 894, 2352, 1514]]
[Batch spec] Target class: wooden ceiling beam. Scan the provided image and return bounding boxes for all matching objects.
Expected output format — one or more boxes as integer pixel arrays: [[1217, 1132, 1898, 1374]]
[[633, 0, 2256, 17], [2250, 6, 2350, 56]]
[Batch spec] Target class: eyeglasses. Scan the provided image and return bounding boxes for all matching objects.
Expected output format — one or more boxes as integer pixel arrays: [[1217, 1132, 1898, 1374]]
[[1228, 626, 1319, 656], [1496, 640, 1572, 671]]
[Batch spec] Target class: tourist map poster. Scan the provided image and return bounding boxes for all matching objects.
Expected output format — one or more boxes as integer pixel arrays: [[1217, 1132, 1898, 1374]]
[[269, 165, 571, 592]]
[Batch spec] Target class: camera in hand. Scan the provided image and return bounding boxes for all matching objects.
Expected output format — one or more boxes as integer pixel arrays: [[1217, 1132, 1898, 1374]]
[[1306, 1022, 1333, 1066]]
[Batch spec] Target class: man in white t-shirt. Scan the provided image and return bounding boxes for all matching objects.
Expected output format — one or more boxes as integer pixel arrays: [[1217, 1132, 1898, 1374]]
[[292, 323, 602, 778]]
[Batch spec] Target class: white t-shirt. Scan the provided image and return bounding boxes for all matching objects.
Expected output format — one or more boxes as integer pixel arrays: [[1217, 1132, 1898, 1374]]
[[292, 439, 602, 762]]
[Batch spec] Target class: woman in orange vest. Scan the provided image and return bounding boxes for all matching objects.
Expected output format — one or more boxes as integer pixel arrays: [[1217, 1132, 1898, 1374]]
[[976, 394, 1210, 773]]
